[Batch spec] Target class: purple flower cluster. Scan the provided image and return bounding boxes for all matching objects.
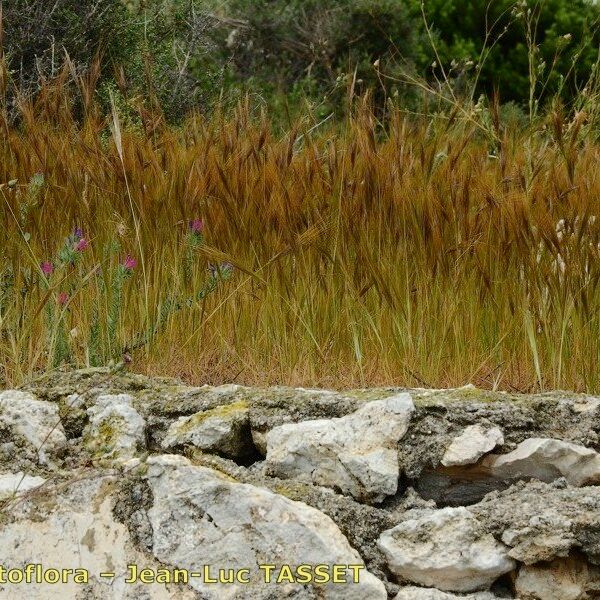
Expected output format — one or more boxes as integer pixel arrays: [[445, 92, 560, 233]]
[[189, 219, 204, 234], [122, 255, 137, 271]]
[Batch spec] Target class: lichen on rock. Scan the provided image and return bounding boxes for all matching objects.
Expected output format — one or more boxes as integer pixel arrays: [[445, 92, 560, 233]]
[[2, 368, 599, 599], [83, 394, 145, 463]]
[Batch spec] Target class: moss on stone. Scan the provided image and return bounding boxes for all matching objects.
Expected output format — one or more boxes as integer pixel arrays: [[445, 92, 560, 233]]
[[176, 400, 249, 433], [84, 415, 127, 459]]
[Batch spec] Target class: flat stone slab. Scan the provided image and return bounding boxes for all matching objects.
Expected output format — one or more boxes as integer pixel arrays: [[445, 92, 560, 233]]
[[145, 454, 387, 599]]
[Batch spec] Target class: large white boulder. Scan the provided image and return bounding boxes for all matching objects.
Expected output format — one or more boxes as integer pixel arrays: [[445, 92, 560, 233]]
[[0, 390, 66, 465], [83, 394, 145, 462], [441, 425, 504, 467], [145, 454, 387, 600], [482, 438, 600, 486], [265, 394, 414, 502], [0, 474, 195, 599], [378, 507, 515, 592]]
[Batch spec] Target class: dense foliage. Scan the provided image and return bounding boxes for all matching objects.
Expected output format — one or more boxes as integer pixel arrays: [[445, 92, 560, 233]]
[[3, 0, 600, 119], [422, 0, 600, 103], [1, 0, 598, 118]]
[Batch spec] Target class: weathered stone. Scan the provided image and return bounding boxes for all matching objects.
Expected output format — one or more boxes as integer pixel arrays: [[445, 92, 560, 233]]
[[441, 425, 504, 467], [394, 587, 500, 599], [416, 436, 600, 507], [472, 480, 600, 565], [0, 471, 46, 501], [482, 438, 600, 486], [161, 400, 253, 459], [145, 454, 387, 599], [515, 555, 600, 600], [19, 368, 600, 477], [399, 388, 600, 480], [83, 394, 145, 462], [266, 394, 414, 502], [378, 506, 515, 592], [8, 369, 600, 598], [0, 473, 196, 599], [0, 390, 66, 466], [188, 449, 399, 589], [251, 429, 267, 455]]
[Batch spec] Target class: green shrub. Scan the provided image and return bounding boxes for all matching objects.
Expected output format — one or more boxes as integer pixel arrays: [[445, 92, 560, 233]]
[[1, 0, 220, 121], [421, 0, 600, 104], [205, 0, 428, 114], [2, 1, 136, 103]]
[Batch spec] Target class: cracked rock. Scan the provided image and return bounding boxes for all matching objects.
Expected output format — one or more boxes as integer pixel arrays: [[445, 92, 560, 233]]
[[145, 454, 387, 599], [83, 394, 145, 463], [265, 394, 414, 503], [0, 390, 66, 466], [378, 506, 515, 592]]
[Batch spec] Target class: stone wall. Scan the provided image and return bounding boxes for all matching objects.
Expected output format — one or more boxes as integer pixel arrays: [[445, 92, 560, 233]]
[[0, 368, 599, 599]]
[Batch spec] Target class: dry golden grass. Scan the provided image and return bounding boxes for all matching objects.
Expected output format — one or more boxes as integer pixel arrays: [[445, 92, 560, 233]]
[[2, 86, 600, 392]]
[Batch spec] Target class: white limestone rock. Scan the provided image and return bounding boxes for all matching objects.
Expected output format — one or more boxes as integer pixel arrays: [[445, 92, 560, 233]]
[[0, 471, 46, 501], [441, 425, 504, 467], [0, 390, 66, 465], [482, 438, 600, 486], [471, 480, 600, 565], [378, 507, 515, 593], [515, 556, 600, 600], [395, 587, 500, 599], [0, 474, 196, 599], [145, 454, 387, 600], [265, 393, 414, 503], [83, 394, 145, 462], [161, 400, 252, 459]]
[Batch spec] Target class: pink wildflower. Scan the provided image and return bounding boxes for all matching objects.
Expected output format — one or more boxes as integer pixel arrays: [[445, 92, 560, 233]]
[[74, 238, 89, 252], [57, 292, 69, 306], [41, 261, 54, 276], [122, 255, 137, 271], [189, 219, 204, 234]]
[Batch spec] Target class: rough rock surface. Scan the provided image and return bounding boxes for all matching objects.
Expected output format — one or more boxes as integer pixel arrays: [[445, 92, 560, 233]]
[[441, 425, 504, 467], [0, 390, 66, 466], [394, 587, 500, 599], [378, 506, 515, 592], [83, 394, 145, 462], [471, 480, 600, 565], [515, 555, 600, 600], [145, 454, 387, 599], [161, 400, 253, 459], [0, 368, 597, 599], [482, 437, 600, 486], [0, 473, 197, 599], [266, 393, 414, 503], [0, 471, 46, 501]]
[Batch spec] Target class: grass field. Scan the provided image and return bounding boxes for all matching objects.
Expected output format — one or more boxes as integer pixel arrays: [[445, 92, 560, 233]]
[[2, 86, 600, 392]]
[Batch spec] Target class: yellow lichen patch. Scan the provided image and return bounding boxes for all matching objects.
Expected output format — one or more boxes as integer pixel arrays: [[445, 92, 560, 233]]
[[176, 400, 249, 433]]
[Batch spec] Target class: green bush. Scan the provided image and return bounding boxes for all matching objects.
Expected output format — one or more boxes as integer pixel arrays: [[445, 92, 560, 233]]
[[2, 0, 598, 120], [1, 0, 219, 121], [2, 1, 136, 98], [421, 0, 600, 104], [204, 0, 428, 114]]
